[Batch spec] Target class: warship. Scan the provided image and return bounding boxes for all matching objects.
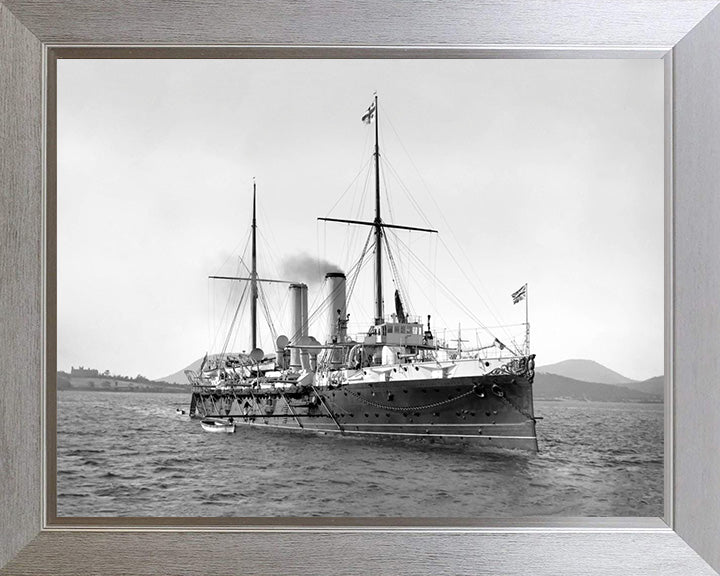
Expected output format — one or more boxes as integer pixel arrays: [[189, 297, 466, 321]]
[[186, 95, 538, 451]]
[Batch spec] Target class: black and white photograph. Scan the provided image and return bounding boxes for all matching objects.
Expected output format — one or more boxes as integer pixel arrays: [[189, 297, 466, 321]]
[[56, 58, 664, 518]]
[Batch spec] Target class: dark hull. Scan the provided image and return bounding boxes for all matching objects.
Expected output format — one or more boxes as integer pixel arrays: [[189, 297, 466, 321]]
[[190, 363, 538, 452]]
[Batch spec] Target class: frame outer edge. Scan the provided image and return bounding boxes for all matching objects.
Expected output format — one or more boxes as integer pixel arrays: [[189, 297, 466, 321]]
[[0, 2, 43, 570], [2, 0, 720, 574], [672, 3, 720, 573]]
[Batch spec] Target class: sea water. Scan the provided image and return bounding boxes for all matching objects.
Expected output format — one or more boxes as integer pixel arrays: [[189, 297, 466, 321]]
[[57, 391, 663, 517]]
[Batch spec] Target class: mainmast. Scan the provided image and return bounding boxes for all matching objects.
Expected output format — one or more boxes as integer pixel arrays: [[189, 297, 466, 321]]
[[373, 93, 383, 325], [250, 179, 258, 350], [317, 94, 438, 326]]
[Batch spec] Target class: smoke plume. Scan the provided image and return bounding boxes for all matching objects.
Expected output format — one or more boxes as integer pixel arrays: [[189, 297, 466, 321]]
[[280, 253, 342, 285]]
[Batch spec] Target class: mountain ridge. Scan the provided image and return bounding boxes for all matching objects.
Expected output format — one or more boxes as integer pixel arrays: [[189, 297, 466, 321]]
[[536, 358, 636, 385], [533, 372, 661, 403]]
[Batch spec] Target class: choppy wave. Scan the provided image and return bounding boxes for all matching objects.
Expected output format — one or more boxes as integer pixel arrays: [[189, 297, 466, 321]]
[[57, 392, 663, 517]]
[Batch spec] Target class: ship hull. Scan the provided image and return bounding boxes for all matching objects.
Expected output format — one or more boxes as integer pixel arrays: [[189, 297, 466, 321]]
[[189, 364, 538, 452]]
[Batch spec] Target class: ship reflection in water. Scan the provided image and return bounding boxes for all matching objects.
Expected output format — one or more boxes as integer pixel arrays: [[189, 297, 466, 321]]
[[57, 392, 662, 517]]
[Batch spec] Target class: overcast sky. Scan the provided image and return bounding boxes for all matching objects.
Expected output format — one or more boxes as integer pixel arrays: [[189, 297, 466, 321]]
[[57, 59, 664, 381]]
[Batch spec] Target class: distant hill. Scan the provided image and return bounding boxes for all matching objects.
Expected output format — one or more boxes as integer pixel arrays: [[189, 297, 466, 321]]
[[158, 351, 273, 384], [158, 357, 204, 385], [622, 375, 664, 397], [58, 370, 186, 394], [533, 372, 661, 403], [537, 359, 635, 385]]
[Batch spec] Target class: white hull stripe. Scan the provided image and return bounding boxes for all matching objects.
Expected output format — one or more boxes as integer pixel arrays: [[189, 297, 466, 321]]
[[342, 422, 531, 428], [235, 421, 537, 440]]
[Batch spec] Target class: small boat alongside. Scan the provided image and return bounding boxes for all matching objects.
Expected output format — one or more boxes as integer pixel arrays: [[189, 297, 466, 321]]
[[200, 418, 236, 434]]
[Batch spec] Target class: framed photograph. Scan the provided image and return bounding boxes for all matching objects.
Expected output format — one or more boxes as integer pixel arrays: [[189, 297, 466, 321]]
[[2, 2, 720, 575], [53, 57, 665, 522]]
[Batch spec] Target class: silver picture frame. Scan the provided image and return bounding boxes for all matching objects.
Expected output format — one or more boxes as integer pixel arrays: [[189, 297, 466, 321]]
[[2, 2, 720, 574]]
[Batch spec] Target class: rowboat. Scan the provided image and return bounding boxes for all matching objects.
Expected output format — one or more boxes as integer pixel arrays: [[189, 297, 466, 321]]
[[200, 418, 235, 434]]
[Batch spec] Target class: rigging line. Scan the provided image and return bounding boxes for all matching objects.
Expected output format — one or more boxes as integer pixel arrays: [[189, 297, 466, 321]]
[[382, 157, 435, 229], [220, 280, 250, 358], [213, 234, 251, 278], [210, 269, 241, 353], [383, 232, 413, 317], [224, 280, 250, 356], [341, 157, 373, 271], [346, 250, 375, 327], [382, 105, 511, 315], [384, 230, 411, 313], [256, 199, 283, 278], [346, 228, 374, 306], [210, 228, 253, 352], [259, 278, 283, 327], [295, 241, 372, 344], [343, 226, 373, 299], [349, 163, 373, 269], [381, 111, 436, 228], [385, 126, 513, 343], [408, 259, 486, 339], [381, 153, 397, 230], [278, 292, 291, 339], [346, 254, 374, 323], [228, 308, 242, 354], [295, 281, 332, 344], [434, 233, 516, 347], [257, 282, 278, 346], [386, 231, 451, 330], [324, 156, 373, 218], [261, 281, 280, 337], [387, 229, 519, 353], [381, 158, 515, 347], [288, 280, 337, 344], [257, 229, 282, 282]]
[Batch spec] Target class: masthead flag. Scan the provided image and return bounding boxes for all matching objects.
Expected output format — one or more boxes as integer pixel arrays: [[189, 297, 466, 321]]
[[361, 101, 376, 124], [512, 284, 527, 305]]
